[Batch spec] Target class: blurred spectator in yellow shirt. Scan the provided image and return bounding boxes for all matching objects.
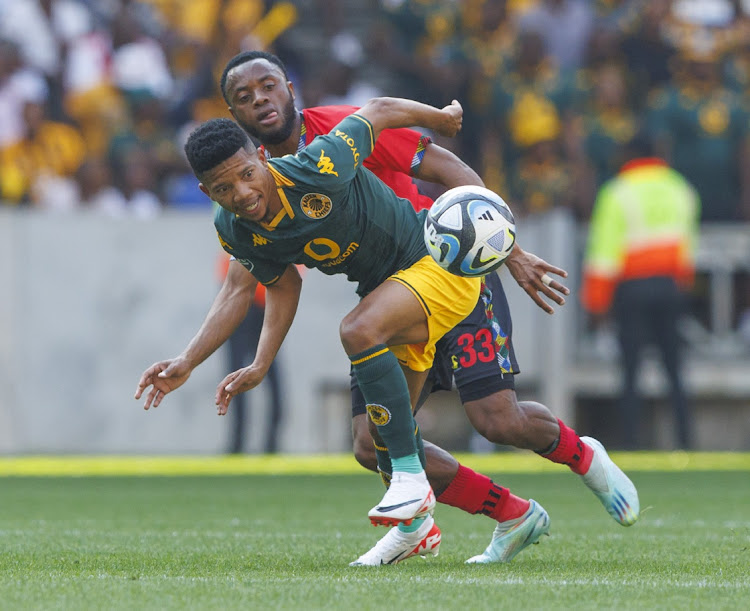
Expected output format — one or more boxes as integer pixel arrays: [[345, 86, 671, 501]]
[[0, 96, 85, 207]]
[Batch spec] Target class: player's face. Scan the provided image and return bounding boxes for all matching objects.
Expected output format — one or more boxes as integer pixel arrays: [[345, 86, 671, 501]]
[[198, 147, 280, 224], [226, 59, 297, 145]]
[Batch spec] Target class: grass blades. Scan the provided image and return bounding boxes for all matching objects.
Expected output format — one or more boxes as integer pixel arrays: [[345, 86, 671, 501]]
[[1, 470, 748, 610]]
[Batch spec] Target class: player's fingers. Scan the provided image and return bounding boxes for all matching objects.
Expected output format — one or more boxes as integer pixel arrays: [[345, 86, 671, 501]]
[[527, 289, 554, 315], [540, 273, 569, 297], [216, 393, 231, 415], [215, 379, 232, 406], [158, 362, 179, 378], [143, 387, 158, 410], [134, 373, 152, 399], [152, 390, 164, 408], [542, 285, 566, 306], [550, 280, 570, 298], [540, 263, 568, 279]]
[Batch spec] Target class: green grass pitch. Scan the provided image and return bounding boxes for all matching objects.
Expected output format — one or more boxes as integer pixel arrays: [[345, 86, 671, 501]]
[[1, 455, 748, 610]]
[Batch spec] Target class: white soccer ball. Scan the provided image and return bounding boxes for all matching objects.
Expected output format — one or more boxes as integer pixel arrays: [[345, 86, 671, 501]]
[[423, 185, 516, 277]]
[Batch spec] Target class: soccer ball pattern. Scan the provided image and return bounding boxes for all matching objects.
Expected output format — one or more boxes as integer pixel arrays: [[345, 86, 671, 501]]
[[423, 186, 516, 277]]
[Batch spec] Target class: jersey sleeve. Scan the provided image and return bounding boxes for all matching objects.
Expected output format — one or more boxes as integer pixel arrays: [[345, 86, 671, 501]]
[[214, 211, 286, 285], [366, 127, 430, 176], [295, 114, 375, 194], [230, 252, 286, 286]]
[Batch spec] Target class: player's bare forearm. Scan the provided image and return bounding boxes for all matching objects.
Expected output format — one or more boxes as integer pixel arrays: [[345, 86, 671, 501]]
[[357, 97, 463, 140], [252, 264, 302, 371], [215, 265, 302, 414], [415, 143, 483, 189], [181, 260, 257, 368], [135, 261, 258, 410]]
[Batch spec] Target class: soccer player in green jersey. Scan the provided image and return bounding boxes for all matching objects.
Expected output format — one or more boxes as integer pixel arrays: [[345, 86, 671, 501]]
[[181, 98, 516, 540]]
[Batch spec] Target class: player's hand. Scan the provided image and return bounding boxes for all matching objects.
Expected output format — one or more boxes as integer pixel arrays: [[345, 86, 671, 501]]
[[504, 244, 570, 315], [135, 358, 192, 410], [214, 364, 266, 416], [435, 100, 463, 138]]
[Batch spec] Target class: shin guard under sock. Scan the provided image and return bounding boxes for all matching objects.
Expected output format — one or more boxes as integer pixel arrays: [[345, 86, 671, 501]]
[[350, 345, 417, 460]]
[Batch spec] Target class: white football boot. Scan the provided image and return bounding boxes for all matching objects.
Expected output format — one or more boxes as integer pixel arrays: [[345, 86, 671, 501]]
[[368, 470, 435, 527], [465, 499, 550, 564], [350, 514, 441, 566], [580, 436, 640, 526]]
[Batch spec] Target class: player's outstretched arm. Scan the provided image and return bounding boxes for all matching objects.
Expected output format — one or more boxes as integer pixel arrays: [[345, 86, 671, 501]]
[[415, 142, 483, 189], [416, 143, 568, 313], [504, 244, 570, 315], [215, 264, 302, 415], [357, 97, 463, 140], [135, 260, 258, 410], [355, 98, 569, 315]]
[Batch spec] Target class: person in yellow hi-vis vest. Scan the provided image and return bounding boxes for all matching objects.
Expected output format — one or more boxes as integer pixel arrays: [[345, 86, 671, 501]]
[[581, 135, 700, 450]]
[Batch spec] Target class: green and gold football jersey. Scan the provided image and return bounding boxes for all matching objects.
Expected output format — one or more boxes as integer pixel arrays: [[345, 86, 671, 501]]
[[214, 114, 428, 296]]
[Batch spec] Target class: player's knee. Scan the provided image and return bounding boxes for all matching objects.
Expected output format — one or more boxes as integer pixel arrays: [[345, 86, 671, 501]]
[[339, 314, 376, 355]]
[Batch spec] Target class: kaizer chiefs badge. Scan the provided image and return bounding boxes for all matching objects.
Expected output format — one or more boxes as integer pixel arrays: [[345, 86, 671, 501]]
[[366, 404, 391, 426], [300, 193, 333, 219]]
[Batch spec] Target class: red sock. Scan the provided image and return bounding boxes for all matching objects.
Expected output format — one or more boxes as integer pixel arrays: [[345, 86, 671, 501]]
[[437, 464, 530, 522], [541, 419, 594, 475]]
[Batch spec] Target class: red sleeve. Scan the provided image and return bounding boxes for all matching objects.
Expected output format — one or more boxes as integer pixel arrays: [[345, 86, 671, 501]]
[[302, 106, 434, 211], [302, 106, 359, 142]]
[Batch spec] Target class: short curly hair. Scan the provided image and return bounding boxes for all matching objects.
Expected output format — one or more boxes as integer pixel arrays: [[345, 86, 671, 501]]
[[220, 50, 289, 104], [184, 118, 254, 176]]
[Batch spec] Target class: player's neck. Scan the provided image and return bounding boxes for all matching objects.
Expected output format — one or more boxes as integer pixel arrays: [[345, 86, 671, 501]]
[[264, 113, 302, 158], [259, 190, 284, 224]]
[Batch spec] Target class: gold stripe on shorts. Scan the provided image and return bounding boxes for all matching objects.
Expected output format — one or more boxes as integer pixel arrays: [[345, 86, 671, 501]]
[[389, 277, 432, 316]]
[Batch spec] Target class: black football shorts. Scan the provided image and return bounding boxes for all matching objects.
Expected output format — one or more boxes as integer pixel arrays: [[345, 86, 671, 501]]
[[350, 272, 519, 417]]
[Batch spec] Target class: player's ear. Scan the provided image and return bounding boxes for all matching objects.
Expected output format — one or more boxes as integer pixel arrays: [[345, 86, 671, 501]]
[[198, 182, 210, 197], [256, 149, 267, 165], [288, 80, 295, 101]]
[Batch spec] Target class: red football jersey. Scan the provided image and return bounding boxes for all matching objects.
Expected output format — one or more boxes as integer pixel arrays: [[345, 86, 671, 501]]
[[302, 105, 434, 212]]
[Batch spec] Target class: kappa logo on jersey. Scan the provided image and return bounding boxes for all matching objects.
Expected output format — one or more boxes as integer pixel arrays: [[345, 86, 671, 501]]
[[366, 404, 391, 426], [252, 233, 271, 246], [317, 150, 338, 176], [300, 193, 333, 219], [217, 232, 233, 251]]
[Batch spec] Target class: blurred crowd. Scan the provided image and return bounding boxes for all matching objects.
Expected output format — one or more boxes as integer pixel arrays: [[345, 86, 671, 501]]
[[1, 0, 750, 225]]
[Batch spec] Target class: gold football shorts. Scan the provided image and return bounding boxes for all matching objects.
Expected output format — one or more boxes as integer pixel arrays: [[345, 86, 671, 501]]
[[388, 255, 480, 371]]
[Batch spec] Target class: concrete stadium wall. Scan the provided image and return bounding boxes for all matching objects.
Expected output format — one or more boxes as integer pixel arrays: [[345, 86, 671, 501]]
[[4, 208, 745, 453], [0, 209, 576, 455], [0, 209, 367, 454]]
